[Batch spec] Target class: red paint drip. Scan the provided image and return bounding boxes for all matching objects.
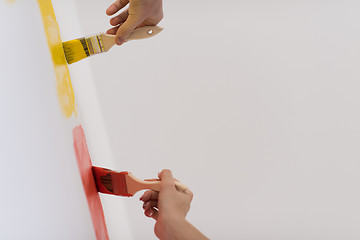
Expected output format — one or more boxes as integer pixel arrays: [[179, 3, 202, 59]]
[[73, 125, 110, 240]]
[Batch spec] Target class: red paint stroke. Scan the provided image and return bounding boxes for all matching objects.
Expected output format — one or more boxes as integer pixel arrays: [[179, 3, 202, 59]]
[[73, 125, 110, 240]]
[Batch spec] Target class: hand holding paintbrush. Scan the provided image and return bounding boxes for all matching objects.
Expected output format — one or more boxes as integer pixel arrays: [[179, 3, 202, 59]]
[[92, 168, 208, 239], [62, 25, 162, 64], [92, 167, 188, 197], [63, 0, 164, 64], [140, 170, 209, 240], [106, 0, 164, 46]]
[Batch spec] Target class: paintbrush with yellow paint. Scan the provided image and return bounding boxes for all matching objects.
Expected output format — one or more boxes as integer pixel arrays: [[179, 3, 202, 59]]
[[63, 26, 163, 64]]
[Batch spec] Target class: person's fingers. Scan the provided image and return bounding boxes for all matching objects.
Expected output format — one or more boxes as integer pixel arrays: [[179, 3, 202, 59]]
[[144, 208, 159, 220], [107, 22, 149, 35], [184, 189, 194, 200], [140, 190, 159, 202], [144, 178, 160, 182], [110, 9, 129, 26], [106, 0, 129, 16], [106, 26, 120, 35], [158, 169, 176, 190], [115, 16, 144, 45], [144, 208, 153, 217], [151, 208, 159, 220], [143, 200, 158, 211]]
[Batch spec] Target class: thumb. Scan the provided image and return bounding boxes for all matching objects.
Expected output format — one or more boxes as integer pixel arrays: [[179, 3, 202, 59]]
[[159, 169, 176, 190], [115, 16, 143, 45]]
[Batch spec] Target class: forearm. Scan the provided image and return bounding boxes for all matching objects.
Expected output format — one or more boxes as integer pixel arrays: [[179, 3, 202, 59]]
[[164, 217, 209, 240]]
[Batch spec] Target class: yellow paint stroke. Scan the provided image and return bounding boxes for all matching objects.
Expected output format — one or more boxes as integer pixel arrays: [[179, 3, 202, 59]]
[[37, 0, 75, 118]]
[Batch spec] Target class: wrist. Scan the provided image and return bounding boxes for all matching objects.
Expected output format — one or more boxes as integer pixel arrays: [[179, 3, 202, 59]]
[[162, 217, 188, 240], [163, 213, 186, 227], [162, 217, 209, 240]]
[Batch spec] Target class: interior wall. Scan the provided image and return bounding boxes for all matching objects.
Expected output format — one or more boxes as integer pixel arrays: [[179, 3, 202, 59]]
[[54, 0, 133, 239], [0, 1, 94, 239], [1, 0, 132, 239], [75, 0, 360, 239]]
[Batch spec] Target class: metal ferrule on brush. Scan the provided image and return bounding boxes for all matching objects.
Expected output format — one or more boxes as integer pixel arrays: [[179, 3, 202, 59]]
[[80, 34, 105, 56]]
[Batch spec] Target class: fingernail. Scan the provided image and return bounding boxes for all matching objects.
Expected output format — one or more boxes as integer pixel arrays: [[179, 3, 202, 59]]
[[149, 212, 153, 217]]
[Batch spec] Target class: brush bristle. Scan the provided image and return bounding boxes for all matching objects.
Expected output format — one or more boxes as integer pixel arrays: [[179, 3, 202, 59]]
[[92, 166, 132, 197], [100, 172, 114, 192], [62, 38, 89, 64]]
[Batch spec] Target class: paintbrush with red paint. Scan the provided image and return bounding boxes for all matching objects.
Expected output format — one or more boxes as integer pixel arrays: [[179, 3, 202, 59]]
[[92, 166, 188, 197]]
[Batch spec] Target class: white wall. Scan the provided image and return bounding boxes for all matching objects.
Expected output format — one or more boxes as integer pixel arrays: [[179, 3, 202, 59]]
[[1, 0, 132, 239], [0, 1, 94, 238], [76, 0, 360, 239], [54, 1, 133, 239]]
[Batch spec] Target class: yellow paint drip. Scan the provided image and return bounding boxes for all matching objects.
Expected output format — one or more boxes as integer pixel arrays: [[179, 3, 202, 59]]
[[37, 0, 75, 118]]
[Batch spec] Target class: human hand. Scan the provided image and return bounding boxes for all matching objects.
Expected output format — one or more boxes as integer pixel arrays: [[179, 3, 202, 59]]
[[106, 0, 163, 45], [140, 169, 193, 239]]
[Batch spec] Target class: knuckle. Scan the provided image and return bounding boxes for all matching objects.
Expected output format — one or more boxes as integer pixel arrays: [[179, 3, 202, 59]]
[[186, 189, 194, 198]]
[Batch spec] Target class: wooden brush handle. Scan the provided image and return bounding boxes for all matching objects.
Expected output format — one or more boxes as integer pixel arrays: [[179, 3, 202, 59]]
[[101, 26, 163, 51], [144, 181, 189, 192], [126, 173, 188, 196], [126, 26, 163, 41]]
